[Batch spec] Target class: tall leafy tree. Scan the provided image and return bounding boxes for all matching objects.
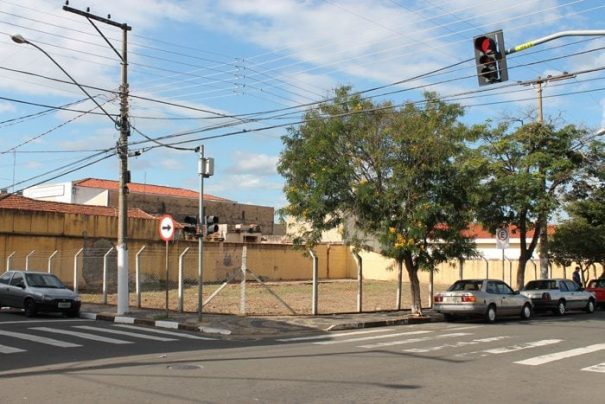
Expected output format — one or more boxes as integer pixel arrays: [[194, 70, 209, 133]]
[[550, 141, 605, 280], [475, 121, 592, 289], [278, 87, 478, 314]]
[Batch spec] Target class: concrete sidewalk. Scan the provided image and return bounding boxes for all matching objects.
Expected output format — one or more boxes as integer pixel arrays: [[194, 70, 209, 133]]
[[80, 303, 443, 340]]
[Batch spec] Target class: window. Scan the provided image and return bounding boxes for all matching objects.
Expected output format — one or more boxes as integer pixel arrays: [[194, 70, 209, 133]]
[[559, 281, 568, 291], [450, 280, 483, 291], [486, 281, 498, 294], [496, 282, 514, 294], [0, 271, 12, 285], [564, 281, 578, 291], [25, 273, 64, 288], [9, 272, 23, 286]]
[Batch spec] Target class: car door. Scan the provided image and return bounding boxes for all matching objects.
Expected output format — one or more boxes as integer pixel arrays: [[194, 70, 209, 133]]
[[495, 281, 519, 315], [562, 280, 584, 309], [485, 281, 506, 312], [7, 272, 26, 308], [0, 271, 13, 306]]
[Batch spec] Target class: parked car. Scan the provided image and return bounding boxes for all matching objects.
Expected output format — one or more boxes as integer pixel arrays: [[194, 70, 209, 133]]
[[519, 278, 596, 315], [433, 279, 533, 323], [0, 270, 81, 317], [585, 279, 605, 308]]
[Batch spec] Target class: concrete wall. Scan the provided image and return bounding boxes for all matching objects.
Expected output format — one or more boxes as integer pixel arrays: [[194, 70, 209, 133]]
[[105, 189, 276, 235], [2, 208, 602, 291]]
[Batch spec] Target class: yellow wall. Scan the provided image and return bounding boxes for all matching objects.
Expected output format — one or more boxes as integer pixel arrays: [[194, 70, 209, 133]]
[[2, 208, 603, 290]]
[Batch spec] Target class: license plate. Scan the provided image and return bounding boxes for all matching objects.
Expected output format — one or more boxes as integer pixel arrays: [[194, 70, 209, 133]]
[[58, 302, 71, 309]]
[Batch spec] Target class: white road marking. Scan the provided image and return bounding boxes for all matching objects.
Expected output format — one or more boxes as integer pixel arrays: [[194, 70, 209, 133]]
[[73, 326, 177, 342], [0, 329, 81, 348], [277, 328, 395, 342], [314, 330, 431, 345], [404, 336, 511, 353], [31, 327, 132, 344], [113, 324, 215, 340], [515, 343, 605, 366], [358, 332, 471, 349], [485, 339, 563, 354], [581, 363, 605, 373], [0, 344, 26, 354], [443, 325, 484, 331]]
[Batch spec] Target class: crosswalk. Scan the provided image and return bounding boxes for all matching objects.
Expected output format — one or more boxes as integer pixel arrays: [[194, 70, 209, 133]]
[[276, 324, 605, 374], [0, 322, 217, 354]]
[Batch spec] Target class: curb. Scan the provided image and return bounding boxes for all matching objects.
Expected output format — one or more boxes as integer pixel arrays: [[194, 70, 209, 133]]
[[325, 316, 435, 331], [80, 312, 232, 336]]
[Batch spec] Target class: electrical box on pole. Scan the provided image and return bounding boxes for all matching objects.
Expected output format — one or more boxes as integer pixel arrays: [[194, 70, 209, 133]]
[[473, 30, 508, 86]]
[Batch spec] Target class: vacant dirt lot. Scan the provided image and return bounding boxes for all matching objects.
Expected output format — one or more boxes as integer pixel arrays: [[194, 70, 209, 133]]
[[81, 280, 450, 315]]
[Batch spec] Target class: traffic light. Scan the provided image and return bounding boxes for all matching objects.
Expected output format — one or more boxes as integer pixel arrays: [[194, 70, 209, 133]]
[[183, 215, 199, 237], [473, 30, 508, 86], [205, 215, 219, 235]]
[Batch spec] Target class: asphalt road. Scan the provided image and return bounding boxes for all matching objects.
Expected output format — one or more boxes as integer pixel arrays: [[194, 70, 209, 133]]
[[1, 310, 604, 403]]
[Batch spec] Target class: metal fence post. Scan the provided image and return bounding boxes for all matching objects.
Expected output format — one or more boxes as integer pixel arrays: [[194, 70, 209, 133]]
[[48, 250, 58, 274], [178, 247, 190, 312], [103, 247, 114, 305], [530, 259, 538, 280], [25, 250, 35, 271], [309, 250, 318, 315], [353, 252, 362, 313], [459, 258, 464, 280], [482, 256, 489, 279], [6, 251, 15, 271], [73, 248, 83, 293], [240, 246, 247, 315], [135, 245, 146, 308]]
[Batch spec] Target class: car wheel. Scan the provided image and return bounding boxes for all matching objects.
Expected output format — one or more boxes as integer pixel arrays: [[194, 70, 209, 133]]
[[520, 303, 532, 320], [554, 300, 566, 316], [24, 299, 37, 318], [485, 304, 497, 323], [585, 299, 595, 314]]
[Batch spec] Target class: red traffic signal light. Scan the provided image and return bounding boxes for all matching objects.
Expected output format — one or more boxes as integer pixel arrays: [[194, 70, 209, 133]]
[[473, 30, 508, 86]]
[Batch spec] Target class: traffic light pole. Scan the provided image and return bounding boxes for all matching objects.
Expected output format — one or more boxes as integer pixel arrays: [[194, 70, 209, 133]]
[[506, 30, 605, 55], [198, 145, 205, 321]]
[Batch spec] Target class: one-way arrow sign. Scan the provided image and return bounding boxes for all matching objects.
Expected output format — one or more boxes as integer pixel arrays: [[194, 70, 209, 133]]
[[158, 215, 175, 241]]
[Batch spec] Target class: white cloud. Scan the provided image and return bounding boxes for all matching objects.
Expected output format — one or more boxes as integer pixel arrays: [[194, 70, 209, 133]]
[[225, 151, 278, 176], [0, 102, 16, 113]]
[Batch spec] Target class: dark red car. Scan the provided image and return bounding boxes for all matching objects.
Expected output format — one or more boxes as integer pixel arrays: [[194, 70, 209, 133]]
[[585, 279, 605, 308]]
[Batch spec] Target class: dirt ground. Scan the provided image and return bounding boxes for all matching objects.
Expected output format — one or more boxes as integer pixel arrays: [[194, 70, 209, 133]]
[[80, 280, 450, 316]]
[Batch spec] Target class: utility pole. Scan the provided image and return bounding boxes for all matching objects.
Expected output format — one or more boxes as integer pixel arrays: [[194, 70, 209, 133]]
[[522, 73, 575, 279], [63, 4, 132, 315]]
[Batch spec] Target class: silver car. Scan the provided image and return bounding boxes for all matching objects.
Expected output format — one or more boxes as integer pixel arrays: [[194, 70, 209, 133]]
[[520, 278, 596, 315], [0, 270, 81, 317], [434, 279, 533, 323]]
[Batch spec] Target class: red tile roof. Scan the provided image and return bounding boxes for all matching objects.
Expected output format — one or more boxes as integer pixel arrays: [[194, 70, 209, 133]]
[[463, 223, 556, 239], [75, 178, 231, 202], [0, 194, 155, 220]]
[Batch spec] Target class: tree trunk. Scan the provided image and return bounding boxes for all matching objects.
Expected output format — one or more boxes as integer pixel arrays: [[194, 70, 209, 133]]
[[396, 259, 403, 310], [404, 255, 423, 315], [538, 212, 549, 279], [516, 255, 528, 291]]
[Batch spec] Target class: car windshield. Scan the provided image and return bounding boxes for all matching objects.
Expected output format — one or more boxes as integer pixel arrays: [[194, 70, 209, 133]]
[[524, 280, 557, 290], [588, 279, 605, 288], [449, 280, 483, 291], [25, 273, 66, 289]]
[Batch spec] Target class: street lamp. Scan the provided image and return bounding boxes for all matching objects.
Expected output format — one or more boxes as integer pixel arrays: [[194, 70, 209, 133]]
[[11, 32, 131, 315]]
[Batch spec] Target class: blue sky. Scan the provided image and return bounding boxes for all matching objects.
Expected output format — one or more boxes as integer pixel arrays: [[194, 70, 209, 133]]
[[1, 0, 605, 213]]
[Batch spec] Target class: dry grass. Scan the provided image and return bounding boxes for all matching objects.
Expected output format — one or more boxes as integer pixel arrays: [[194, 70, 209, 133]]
[[80, 280, 450, 316]]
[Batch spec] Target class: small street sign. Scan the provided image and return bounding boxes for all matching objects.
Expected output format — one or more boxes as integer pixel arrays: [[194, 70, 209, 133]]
[[496, 227, 509, 249], [158, 215, 175, 241]]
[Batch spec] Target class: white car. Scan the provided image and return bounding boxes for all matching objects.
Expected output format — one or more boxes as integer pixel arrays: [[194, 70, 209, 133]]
[[520, 279, 596, 315]]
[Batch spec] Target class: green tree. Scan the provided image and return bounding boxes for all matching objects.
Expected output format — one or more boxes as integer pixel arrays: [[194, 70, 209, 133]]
[[278, 87, 478, 314], [475, 121, 592, 289], [550, 143, 605, 281]]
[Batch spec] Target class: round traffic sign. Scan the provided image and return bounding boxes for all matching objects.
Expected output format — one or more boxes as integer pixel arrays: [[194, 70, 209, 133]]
[[158, 215, 175, 241], [496, 228, 509, 241]]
